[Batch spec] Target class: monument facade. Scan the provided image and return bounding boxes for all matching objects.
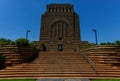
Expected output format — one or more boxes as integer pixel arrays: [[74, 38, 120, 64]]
[[39, 4, 88, 51], [40, 4, 80, 41]]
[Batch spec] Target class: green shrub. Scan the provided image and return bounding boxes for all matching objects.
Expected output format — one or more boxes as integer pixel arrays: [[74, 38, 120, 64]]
[[30, 41, 37, 48], [9, 41, 15, 45], [116, 40, 120, 45], [82, 45, 91, 49], [0, 38, 12, 45], [15, 38, 29, 47], [0, 53, 5, 69], [100, 42, 115, 45], [0, 53, 5, 61], [100, 42, 107, 45]]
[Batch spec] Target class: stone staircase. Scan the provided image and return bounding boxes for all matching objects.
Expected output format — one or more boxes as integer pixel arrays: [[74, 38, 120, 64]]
[[0, 45, 120, 79], [0, 51, 95, 78]]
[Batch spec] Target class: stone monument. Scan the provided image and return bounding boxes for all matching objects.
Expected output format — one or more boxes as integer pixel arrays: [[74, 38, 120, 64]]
[[39, 4, 88, 51]]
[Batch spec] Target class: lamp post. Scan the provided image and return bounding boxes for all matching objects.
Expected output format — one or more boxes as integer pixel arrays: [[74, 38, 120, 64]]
[[92, 29, 98, 45], [26, 30, 31, 40]]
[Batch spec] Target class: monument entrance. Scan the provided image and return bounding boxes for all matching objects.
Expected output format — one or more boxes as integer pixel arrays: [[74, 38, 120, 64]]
[[58, 44, 63, 51]]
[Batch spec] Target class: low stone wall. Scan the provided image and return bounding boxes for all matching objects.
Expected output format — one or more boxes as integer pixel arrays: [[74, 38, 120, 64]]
[[82, 45, 120, 68], [0, 45, 38, 67]]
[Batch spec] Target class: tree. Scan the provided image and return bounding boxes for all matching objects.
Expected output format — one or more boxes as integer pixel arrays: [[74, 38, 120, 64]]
[[0, 38, 12, 45], [15, 38, 29, 47], [116, 40, 120, 45]]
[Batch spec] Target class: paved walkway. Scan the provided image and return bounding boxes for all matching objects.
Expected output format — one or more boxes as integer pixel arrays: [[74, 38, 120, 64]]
[[36, 78, 90, 81]]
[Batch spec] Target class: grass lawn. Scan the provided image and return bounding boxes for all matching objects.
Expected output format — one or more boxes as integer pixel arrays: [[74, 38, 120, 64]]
[[1, 79, 120, 81], [0, 79, 36, 81], [92, 79, 120, 81]]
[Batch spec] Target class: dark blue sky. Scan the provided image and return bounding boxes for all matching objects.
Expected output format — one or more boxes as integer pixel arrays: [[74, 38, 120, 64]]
[[0, 0, 120, 43]]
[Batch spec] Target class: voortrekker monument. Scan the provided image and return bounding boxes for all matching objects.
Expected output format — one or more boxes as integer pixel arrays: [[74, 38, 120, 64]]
[[39, 4, 88, 51]]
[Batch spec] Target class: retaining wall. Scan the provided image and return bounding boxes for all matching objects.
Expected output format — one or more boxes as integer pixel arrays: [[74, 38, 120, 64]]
[[0, 45, 38, 67]]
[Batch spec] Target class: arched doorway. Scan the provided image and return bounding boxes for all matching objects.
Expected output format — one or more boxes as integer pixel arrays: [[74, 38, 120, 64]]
[[51, 21, 68, 40]]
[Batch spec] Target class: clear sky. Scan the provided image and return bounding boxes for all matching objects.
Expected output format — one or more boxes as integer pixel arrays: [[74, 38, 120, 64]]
[[0, 0, 120, 44]]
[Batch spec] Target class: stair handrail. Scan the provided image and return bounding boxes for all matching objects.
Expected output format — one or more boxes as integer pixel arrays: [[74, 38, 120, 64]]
[[80, 50, 97, 74]]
